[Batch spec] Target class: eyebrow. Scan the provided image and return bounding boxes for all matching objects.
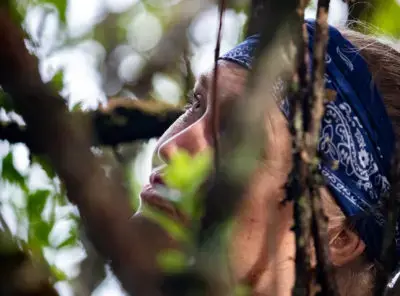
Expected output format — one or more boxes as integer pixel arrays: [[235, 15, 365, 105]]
[[193, 74, 209, 96], [198, 74, 209, 89]]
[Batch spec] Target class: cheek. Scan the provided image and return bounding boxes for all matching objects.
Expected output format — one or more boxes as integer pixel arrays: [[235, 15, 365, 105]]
[[263, 109, 293, 179], [228, 166, 294, 279]]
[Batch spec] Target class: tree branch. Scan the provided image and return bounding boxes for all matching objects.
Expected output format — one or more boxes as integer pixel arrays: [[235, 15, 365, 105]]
[[288, 2, 313, 295], [308, 0, 338, 295], [210, 0, 226, 176], [375, 142, 400, 296], [94, 99, 182, 146], [0, 8, 177, 296], [0, 101, 182, 151]]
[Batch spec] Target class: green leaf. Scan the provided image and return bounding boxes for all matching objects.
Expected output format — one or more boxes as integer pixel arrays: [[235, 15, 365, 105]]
[[71, 101, 83, 112], [56, 224, 78, 249], [164, 150, 211, 193], [163, 150, 211, 217], [8, 1, 26, 26], [141, 204, 189, 243], [1, 152, 27, 191], [56, 235, 77, 249], [32, 220, 53, 245], [51, 69, 64, 93], [234, 284, 251, 296], [31, 155, 56, 179], [51, 265, 68, 281], [39, 0, 68, 23], [27, 190, 51, 222], [371, 0, 400, 37], [157, 249, 187, 273]]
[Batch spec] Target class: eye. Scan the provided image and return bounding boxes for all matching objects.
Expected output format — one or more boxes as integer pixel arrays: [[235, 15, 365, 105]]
[[184, 91, 203, 113]]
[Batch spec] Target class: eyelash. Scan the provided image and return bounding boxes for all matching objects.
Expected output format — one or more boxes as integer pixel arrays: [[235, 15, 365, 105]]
[[184, 91, 202, 112]]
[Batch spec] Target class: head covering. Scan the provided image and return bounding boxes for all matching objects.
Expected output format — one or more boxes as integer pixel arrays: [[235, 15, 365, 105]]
[[220, 20, 396, 262]]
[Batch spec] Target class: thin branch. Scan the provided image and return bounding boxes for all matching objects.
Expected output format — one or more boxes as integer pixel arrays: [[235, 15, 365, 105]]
[[375, 142, 400, 296], [160, 2, 300, 295], [308, 1, 338, 295], [289, 1, 313, 295], [211, 0, 226, 175], [199, 0, 299, 249], [194, 2, 300, 294]]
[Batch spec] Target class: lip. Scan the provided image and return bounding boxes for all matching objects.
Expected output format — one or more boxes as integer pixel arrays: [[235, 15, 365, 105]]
[[140, 177, 188, 224], [149, 170, 165, 187]]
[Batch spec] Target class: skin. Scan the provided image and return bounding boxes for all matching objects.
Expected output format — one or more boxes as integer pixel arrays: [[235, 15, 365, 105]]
[[139, 60, 366, 295]]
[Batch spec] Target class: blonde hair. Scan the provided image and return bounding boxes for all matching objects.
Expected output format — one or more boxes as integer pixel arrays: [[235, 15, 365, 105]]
[[321, 28, 400, 296]]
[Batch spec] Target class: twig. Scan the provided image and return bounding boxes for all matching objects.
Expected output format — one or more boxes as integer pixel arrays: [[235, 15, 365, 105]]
[[199, 0, 299, 249], [194, 1, 300, 294], [375, 142, 400, 296], [289, 1, 313, 295], [160, 2, 300, 295], [308, 1, 338, 295], [211, 0, 226, 175]]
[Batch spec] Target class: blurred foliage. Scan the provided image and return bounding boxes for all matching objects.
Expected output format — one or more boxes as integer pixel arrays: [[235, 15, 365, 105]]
[[370, 0, 400, 37], [0, 0, 399, 295], [2, 152, 27, 192], [144, 149, 211, 274], [39, 0, 67, 23], [164, 149, 211, 217], [157, 248, 188, 274], [142, 150, 211, 243]]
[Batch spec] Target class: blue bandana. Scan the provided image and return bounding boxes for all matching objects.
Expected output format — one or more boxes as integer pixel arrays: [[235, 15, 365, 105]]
[[220, 20, 396, 262]]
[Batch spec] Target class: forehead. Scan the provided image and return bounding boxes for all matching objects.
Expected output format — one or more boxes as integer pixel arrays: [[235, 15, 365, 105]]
[[194, 61, 249, 97]]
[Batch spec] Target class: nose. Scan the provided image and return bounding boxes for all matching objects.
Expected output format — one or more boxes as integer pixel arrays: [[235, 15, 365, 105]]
[[157, 119, 210, 163]]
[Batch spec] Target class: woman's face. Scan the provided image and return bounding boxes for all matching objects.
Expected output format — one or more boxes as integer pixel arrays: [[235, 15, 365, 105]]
[[139, 60, 295, 293]]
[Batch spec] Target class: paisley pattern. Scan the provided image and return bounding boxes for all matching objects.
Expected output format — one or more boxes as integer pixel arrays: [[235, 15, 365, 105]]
[[220, 36, 259, 69], [319, 101, 390, 214], [220, 20, 396, 262]]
